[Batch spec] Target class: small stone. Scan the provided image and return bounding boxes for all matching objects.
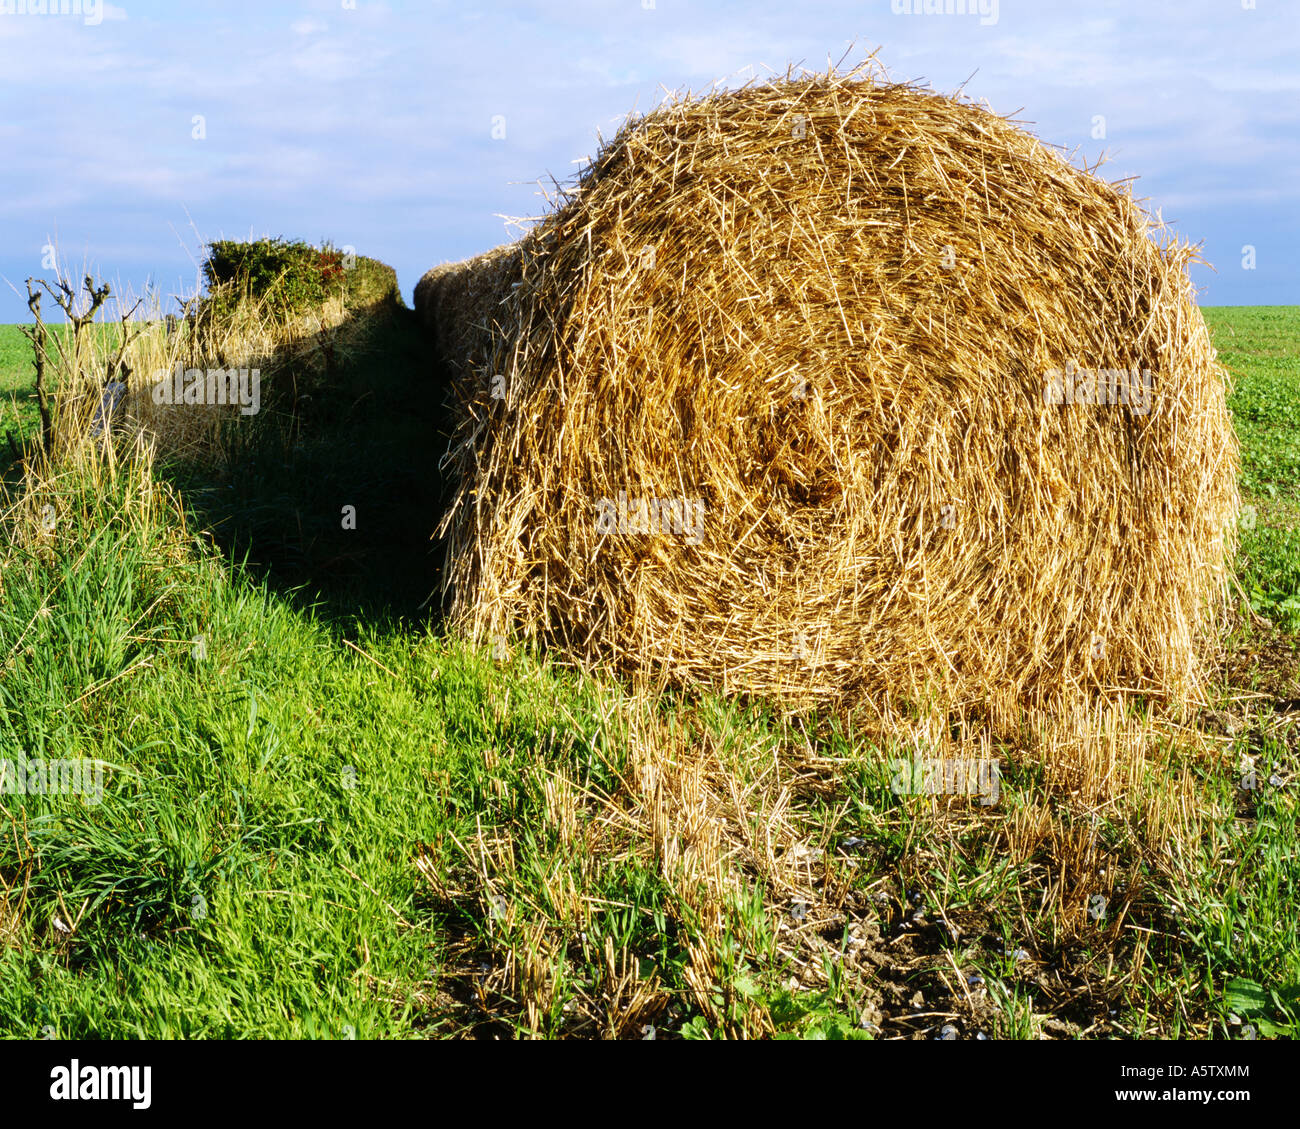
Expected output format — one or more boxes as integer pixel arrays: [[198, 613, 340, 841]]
[[937, 1024, 958, 1040]]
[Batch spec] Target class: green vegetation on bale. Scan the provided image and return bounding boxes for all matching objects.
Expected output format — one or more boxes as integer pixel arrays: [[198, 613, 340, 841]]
[[201, 236, 404, 325]]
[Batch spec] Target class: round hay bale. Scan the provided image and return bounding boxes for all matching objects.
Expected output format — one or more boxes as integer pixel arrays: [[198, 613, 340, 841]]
[[424, 63, 1240, 723]]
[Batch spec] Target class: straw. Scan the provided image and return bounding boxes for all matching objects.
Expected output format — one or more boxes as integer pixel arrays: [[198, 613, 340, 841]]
[[419, 60, 1240, 724]]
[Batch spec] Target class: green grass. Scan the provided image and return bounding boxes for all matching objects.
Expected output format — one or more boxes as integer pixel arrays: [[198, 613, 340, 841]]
[[0, 451, 615, 1036], [0, 324, 41, 453], [0, 453, 836, 1037]]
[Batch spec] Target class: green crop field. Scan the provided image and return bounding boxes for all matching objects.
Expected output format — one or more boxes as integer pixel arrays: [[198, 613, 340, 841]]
[[0, 305, 1296, 1040], [1204, 307, 1300, 629], [0, 324, 41, 452]]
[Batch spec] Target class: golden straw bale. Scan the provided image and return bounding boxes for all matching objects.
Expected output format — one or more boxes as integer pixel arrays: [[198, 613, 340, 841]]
[[416, 243, 524, 380], [421, 61, 1240, 723]]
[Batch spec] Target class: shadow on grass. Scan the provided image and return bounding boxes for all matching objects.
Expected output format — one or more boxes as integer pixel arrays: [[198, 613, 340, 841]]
[[155, 300, 456, 631]]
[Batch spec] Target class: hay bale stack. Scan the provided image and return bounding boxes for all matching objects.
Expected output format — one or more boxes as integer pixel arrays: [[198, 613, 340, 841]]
[[416, 243, 524, 378], [425, 63, 1239, 721]]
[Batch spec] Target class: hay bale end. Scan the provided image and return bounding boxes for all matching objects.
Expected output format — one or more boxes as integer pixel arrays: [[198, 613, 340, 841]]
[[419, 63, 1240, 723]]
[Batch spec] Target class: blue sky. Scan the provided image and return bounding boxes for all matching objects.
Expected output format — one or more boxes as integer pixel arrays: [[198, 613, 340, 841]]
[[0, 0, 1295, 323]]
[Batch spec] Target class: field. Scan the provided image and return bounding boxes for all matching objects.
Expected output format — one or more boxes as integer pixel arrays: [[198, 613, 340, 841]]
[[0, 305, 1296, 1039], [1206, 308, 1300, 631], [0, 325, 42, 454]]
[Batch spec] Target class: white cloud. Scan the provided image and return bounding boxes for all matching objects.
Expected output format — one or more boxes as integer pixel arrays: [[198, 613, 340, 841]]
[[288, 36, 386, 82], [1208, 72, 1300, 93]]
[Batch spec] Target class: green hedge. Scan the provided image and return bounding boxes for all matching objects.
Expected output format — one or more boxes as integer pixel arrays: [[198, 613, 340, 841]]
[[200, 237, 404, 321]]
